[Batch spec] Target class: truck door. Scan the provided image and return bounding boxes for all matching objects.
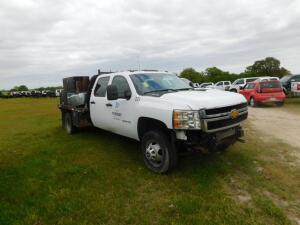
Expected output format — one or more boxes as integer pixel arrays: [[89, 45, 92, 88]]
[[90, 76, 112, 130], [108, 75, 137, 139], [245, 83, 257, 101], [215, 81, 223, 90]]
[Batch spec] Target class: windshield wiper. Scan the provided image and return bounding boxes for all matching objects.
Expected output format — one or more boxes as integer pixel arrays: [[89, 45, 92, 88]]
[[176, 88, 193, 91], [143, 89, 178, 95]]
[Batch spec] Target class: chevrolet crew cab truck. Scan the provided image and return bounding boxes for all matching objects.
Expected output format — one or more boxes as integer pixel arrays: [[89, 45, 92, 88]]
[[59, 70, 248, 173]]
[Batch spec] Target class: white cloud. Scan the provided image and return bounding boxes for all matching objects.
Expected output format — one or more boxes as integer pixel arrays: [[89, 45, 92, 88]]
[[0, 0, 300, 89]]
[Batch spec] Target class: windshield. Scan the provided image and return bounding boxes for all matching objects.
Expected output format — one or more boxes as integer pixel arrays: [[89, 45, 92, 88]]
[[260, 81, 281, 89], [233, 79, 242, 85], [130, 73, 192, 95], [280, 75, 292, 83]]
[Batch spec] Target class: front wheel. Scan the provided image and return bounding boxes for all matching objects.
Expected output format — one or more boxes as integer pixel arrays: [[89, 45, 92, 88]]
[[141, 130, 178, 174], [276, 101, 284, 107], [249, 97, 257, 107]]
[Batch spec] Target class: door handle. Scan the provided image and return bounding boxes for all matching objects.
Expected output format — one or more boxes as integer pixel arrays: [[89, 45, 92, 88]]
[[106, 103, 112, 107], [90, 101, 96, 104]]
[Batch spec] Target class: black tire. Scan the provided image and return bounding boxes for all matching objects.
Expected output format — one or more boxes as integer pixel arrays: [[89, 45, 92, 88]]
[[141, 130, 178, 174], [61, 111, 66, 128], [230, 89, 237, 93], [276, 101, 284, 107], [64, 112, 77, 134], [249, 97, 257, 107]]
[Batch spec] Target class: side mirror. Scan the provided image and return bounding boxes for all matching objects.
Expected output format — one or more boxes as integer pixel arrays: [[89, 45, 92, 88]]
[[107, 85, 118, 100], [124, 90, 131, 100]]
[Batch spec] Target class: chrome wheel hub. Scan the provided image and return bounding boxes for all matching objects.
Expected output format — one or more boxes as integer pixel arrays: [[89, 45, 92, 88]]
[[145, 141, 163, 165]]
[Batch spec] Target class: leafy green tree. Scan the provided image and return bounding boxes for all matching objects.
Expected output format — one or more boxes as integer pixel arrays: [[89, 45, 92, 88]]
[[11, 85, 29, 91], [204, 67, 238, 83], [245, 57, 290, 78], [180, 68, 205, 83], [18, 85, 29, 91]]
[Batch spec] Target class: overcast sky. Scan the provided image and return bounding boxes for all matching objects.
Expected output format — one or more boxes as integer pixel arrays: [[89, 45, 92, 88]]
[[1, 0, 300, 89]]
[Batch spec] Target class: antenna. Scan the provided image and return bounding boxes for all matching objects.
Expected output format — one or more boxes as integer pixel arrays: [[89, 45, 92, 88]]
[[137, 55, 141, 71]]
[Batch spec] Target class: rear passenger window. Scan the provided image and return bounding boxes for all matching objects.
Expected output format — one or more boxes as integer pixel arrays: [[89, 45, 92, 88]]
[[224, 82, 230, 85], [94, 77, 110, 97]]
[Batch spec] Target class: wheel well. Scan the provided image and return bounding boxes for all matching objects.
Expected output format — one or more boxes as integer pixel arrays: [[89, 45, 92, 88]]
[[137, 117, 170, 140]]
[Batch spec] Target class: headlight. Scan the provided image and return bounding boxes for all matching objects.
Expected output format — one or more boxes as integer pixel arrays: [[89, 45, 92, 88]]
[[173, 110, 201, 130]]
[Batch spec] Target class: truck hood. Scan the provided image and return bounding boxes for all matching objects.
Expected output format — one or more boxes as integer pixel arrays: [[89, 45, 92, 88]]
[[159, 89, 246, 110]]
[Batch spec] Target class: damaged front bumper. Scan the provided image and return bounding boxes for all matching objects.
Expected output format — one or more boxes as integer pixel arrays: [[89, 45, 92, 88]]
[[176, 126, 245, 151]]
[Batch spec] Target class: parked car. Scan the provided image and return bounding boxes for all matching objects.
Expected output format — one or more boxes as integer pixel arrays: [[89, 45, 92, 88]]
[[180, 78, 194, 87], [31, 90, 42, 97], [291, 82, 300, 95], [228, 77, 259, 92], [280, 74, 300, 95], [199, 82, 214, 88], [59, 71, 248, 173], [211, 81, 231, 91], [255, 76, 279, 82], [193, 83, 200, 88], [10, 91, 22, 98], [239, 80, 285, 107], [55, 89, 63, 97]]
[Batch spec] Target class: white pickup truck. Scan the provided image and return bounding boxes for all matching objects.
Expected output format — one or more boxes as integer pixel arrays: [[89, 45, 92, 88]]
[[59, 71, 248, 173]]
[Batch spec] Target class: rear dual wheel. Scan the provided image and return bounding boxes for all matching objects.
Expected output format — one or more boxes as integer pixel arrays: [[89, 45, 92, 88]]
[[63, 112, 77, 134]]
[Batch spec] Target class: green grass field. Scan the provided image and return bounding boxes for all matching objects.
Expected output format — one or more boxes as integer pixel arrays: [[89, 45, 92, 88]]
[[0, 98, 299, 225]]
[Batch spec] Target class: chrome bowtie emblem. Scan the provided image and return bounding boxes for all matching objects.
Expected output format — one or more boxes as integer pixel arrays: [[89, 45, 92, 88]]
[[230, 109, 239, 119]]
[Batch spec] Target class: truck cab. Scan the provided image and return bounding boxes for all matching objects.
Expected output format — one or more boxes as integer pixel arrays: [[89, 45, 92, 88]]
[[212, 81, 231, 91], [229, 77, 258, 92], [280, 74, 300, 94], [60, 71, 248, 173]]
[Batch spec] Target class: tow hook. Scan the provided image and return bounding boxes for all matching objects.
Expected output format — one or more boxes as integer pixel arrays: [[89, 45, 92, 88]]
[[236, 127, 245, 143]]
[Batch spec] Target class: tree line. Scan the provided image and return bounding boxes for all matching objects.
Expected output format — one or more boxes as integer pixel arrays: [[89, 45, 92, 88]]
[[0, 85, 62, 97], [8, 85, 63, 92], [180, 57, 291, 83]]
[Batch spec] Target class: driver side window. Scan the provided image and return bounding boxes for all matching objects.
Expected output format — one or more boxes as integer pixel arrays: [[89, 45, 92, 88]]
[[236, 79, 244, 85], [111, 76, 131, 99]]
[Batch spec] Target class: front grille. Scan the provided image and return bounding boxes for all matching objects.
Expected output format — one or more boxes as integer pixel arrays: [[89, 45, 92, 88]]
[[202, 103, 248, 132], [205, 103, 247, 115], [206, 113, 248, 130]]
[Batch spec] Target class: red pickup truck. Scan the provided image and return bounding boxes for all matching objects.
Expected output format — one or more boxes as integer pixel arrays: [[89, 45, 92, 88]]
[[239, 80, 286, 107]]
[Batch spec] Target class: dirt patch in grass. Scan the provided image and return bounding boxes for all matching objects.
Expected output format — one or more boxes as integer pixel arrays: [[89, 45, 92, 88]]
[[248, 106, 300, 161]]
